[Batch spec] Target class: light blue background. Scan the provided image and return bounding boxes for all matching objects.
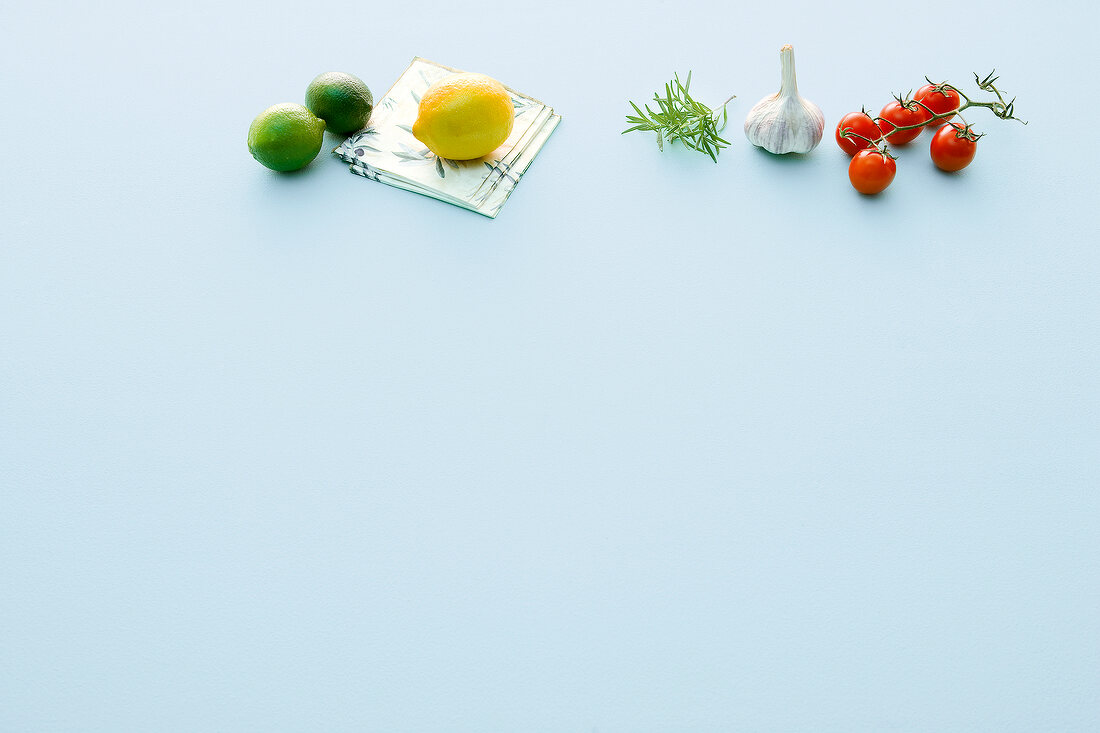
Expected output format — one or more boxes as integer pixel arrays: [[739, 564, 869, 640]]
[[2, 1, 1098, 731]]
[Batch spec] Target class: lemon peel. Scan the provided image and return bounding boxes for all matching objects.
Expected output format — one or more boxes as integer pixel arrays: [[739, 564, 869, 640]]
[[412, 73, 514, 161]]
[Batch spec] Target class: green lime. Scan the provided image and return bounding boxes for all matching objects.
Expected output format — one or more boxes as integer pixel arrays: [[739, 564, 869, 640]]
[[305, 71, 374, 136], [247, 103, 326, 172]]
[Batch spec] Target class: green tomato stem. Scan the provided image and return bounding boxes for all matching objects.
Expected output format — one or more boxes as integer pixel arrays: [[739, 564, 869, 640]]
[[840, 72, 1025, 159]]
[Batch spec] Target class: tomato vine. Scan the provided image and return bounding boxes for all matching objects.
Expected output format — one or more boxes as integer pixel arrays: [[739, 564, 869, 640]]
[[837, 70, 1025, 193]]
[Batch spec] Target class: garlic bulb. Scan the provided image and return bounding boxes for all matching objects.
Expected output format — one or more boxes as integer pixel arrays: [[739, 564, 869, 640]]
[[744, 44, 825, 154]]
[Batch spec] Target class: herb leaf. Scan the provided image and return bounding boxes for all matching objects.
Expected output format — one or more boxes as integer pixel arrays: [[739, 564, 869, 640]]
[[622, 72, 734, 163]]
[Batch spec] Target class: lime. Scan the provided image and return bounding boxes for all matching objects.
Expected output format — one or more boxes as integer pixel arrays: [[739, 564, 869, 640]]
[[411, 73, 514, 160], [247, 103, 326, 172], [305, 72, 374, 136]]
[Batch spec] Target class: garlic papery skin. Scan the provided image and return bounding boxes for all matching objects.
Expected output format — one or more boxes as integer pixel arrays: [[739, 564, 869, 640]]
[[744, 44, 825, 154]]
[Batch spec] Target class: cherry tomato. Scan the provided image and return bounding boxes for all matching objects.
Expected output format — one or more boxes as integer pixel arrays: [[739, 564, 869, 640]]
[[930, 123, 979, 172], [835, 111, 883, 156], [877, 100, 930, 145], [848, 149, 897, 194], [915, 82, 961, 128]]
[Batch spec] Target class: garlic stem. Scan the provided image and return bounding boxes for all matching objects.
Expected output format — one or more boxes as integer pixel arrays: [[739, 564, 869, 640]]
[[779, 44, 798, 97]]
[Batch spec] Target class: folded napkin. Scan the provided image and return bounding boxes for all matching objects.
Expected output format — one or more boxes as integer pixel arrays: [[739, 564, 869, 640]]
[[333, 57, 561, 219]]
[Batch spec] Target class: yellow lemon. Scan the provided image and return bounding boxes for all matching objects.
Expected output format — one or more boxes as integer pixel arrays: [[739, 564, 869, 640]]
[[411, 73, 514, 160]]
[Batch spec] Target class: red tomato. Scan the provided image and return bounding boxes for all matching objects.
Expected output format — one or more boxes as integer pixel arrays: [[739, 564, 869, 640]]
[[848, 150, 897, 194], [835, 111, 882, 156], [930, 124, 979, 172], [877, 100, 930, 145], [915, 82, 961, 128]]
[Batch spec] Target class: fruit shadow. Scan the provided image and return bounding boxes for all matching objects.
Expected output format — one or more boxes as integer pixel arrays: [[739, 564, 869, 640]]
[[752, 146, 812, 164], [260, 150, 331, 184], [265, 164, 320, 181], [932, 166, 970, 182]]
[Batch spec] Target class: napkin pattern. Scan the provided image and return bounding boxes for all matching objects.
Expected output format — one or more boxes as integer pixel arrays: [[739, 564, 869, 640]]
[[333, 58, 561, 219]]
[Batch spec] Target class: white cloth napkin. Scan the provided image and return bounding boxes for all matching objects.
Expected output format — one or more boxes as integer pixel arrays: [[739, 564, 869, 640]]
[[333, 58, 561, 219]]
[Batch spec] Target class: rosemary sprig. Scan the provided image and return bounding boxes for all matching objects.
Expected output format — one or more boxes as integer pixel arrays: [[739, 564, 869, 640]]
[[622, 72, 735, 163]]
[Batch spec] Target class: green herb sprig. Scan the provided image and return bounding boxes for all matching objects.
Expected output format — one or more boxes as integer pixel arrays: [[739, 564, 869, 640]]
[[622, 72, 735, 163]]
